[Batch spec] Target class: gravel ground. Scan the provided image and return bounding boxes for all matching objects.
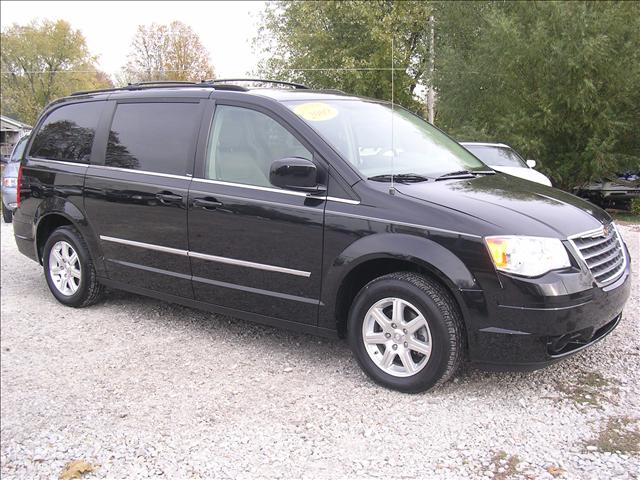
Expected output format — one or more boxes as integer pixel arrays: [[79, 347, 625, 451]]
[[1, 221, 639, 480]]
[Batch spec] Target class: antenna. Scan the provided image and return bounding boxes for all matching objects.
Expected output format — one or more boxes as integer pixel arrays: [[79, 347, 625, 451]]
[[390, 38, 396, 195]]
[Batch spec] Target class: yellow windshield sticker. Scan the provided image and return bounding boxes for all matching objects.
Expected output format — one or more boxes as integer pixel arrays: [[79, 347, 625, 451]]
[[293, 102, 338, 121]]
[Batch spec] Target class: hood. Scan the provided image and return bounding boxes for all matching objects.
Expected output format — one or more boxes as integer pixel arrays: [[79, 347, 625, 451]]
[[394, 173, 610, 238], [490, 165, 552, 187]]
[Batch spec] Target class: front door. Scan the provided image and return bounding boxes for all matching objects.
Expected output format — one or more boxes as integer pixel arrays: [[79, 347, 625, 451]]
[[187, 103, 326, 325], [85, 100, 204, 298]]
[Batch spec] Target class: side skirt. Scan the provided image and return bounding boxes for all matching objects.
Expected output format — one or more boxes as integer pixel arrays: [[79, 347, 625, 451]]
[[97, 277, 339, 339]]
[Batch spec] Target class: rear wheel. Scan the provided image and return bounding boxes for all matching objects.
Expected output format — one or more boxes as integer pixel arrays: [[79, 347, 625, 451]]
[[348, 272, 463, 393], [2, 204, 12, 223], [42, 226, 104, 307]]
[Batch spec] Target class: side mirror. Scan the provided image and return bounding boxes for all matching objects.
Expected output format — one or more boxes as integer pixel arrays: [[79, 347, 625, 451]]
[[269, 157, 326, 193], [526, 159, 537, 169]]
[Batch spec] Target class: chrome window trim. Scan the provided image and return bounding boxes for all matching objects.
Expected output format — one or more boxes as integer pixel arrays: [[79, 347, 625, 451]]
[[89, 164, 190, 180], [99, 235, 311, 278], [28, 157, 90, 168], [30, 161, 360, 204], [191, 177, 360, 204], [192, 177, 307, 196], [325, 196, 360, 205], [324, 210, 482, 239]]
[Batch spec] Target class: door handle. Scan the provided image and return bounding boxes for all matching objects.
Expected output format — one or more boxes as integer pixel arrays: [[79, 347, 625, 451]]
[[193, 197, 223, 210], [156, 192, 183, 204]]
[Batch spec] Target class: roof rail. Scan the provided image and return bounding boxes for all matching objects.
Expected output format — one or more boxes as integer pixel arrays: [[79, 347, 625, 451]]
[[198, 80, 248, 91], [70, 78, 307, 97], [205, 78, 309, 90], [69, 81, 207, 97], [129, 80, 199, 86], [70, 87, 126, 96], [71, 81, 212, 97]]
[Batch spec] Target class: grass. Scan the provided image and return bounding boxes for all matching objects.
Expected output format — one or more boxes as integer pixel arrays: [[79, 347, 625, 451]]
[[556, 372, 618, 408], [588, 416, 640, 454], [489, 450, 520, 479], [607, 209, 640, 225]]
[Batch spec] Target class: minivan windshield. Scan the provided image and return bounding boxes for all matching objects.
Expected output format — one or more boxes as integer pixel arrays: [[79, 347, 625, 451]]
[[464, 145, 527, 168], [286, 99, 487, 179]]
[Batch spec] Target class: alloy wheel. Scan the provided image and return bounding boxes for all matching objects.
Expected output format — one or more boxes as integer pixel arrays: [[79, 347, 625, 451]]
[[48, 241, 81, 296], [362, 297, 432, 377]]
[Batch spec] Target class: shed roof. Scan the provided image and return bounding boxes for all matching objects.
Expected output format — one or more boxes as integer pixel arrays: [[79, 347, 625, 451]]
[[1, 115, 31, 132]]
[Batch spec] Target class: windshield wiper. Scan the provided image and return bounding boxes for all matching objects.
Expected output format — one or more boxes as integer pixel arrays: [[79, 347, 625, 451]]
[[368, 173, 431, 183], [435, 169, 495, 180]]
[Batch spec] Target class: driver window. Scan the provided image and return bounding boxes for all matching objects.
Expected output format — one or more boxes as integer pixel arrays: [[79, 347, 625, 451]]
[[206, 105, 312, 187]]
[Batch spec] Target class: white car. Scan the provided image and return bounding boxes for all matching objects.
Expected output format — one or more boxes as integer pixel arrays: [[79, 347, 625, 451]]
[[461, 142, 552, 186]]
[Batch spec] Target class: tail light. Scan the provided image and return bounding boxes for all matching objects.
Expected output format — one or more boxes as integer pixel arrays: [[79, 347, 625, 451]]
[[16, 164, 23, 208]]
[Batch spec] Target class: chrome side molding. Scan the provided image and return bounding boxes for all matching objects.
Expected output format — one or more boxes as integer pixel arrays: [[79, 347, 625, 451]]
[[99, 235, 311, 278]]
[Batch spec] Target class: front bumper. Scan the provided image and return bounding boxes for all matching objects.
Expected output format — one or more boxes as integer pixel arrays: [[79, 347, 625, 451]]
[[465, 252, 631, 371]]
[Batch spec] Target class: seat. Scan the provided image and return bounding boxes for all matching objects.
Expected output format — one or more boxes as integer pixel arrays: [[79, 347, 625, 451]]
[[214, 109, 270, 186]]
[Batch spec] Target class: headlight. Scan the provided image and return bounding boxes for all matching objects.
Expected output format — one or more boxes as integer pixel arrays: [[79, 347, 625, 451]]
[[484, 235, 570, 277], [3, 177, 17, 188]]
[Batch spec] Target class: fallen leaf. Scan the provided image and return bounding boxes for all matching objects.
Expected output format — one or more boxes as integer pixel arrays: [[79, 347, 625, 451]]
[[59, 460, 97, 480], [546, 465, 565, 477]]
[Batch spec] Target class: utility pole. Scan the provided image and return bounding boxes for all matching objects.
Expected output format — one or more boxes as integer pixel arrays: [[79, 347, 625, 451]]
[[427, 14, 436, 124]]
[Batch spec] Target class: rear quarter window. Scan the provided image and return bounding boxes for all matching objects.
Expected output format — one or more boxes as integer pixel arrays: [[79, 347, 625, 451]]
[[29, 101, 103, 163], [105, 102, 201, 176]]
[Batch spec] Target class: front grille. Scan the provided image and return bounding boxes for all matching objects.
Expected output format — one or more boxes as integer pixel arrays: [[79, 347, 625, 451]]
[[569, 224, 626, 286]]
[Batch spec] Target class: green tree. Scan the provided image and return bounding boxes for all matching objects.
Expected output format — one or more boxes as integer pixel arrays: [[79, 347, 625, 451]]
[[1, 20, 111, 124], [256, 1, 640, 188], [254, 1, 434, 113], [435, 1, 640, 188], [120, 21, 215, 84]]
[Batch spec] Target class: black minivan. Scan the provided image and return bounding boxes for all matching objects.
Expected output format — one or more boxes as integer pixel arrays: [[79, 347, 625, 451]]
[[13, 80, 631, 392]]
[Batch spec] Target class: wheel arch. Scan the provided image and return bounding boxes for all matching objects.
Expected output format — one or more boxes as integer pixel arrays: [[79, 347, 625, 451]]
[[320, 233, 480, 338], [34, 205, 105, 276]]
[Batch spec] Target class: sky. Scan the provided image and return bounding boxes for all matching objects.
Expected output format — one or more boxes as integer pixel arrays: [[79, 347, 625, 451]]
[[0, 0, 267, 78]]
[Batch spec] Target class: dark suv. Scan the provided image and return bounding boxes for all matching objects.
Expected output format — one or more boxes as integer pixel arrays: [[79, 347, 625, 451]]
[[13, 79, 631, 392]]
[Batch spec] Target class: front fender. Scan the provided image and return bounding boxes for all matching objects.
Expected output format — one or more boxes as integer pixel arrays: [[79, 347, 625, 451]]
[[319, 232, 483, 330]]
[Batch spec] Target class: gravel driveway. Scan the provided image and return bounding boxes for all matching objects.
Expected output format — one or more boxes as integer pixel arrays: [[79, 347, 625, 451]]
[[1, 221, 639, 480]]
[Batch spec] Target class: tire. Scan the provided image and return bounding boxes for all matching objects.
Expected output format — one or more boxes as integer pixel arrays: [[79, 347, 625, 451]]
[[2, 204, 12, 223], [347, 272, 463, 393], [42, 225, 105, 307]]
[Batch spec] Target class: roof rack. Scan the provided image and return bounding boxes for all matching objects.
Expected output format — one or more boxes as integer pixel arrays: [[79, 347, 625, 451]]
[[205, 78, 309, 90], [70, 78, 308, 97], [72, 82, 197, 96], [71, 80, 209, 96], [130, 80, 199, 86]]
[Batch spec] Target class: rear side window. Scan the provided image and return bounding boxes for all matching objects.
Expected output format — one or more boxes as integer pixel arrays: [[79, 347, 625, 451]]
[[105, 102, 201, 175], [10, 135, 29, 163], [29, 102, 102, 163]]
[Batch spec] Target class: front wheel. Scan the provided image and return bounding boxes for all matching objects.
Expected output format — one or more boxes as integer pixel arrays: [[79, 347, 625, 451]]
[[42, 226, 105, 307], [348, 272, 463, 393]]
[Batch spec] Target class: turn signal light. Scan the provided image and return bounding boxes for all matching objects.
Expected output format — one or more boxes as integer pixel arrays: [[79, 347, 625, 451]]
[[485, 238, 508, 268]]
